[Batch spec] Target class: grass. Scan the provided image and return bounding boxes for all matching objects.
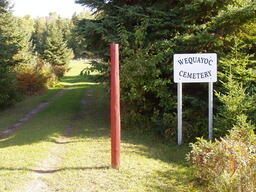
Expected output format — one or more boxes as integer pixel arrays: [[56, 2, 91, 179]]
[[0, 59, 204, 191], [0, 60, 90, 191], [44, 86, 201, 192], [0, 89, 59, 132]]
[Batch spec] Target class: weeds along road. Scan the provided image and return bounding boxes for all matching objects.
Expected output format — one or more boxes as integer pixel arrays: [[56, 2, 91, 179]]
[[0, 59, 202, 192]]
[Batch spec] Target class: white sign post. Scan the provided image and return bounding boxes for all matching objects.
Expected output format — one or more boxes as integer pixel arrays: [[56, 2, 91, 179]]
[[173, 53, 217, 145]]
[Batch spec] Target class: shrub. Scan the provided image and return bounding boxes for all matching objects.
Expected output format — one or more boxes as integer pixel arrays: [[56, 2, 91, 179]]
[[34, 59, 60, 87], [16, 70, 48, 95], [45, 73, 59, 88], [52, 65, 68, 79], [0, 67, 21, 108], [188, 115, 256, 192]]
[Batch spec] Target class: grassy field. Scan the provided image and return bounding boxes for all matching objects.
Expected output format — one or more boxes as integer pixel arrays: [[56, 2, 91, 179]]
[[0, 59, 203, 192]]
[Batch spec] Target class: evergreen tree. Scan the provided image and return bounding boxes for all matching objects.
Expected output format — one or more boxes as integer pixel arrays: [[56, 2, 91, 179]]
[[75, 0, 256, 140], [0, 0, 37, 108], [70, 12, 94, 58], [0, 3, 27, 107], [43, 23, 74, 78], [215, 75, 255, 136], [0, 13, 25, 67], [32, 18, 47, 55], [15, 16, 36, 70]]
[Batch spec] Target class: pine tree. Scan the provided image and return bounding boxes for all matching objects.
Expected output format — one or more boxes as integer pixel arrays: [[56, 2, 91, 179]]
[[0, 14, 24, 67], [215, 75, 254, 136], [0, 0, 38, 108], [0, 2, 26, 107], [32, 18, 47, 55], [70, 12, 93, 58], [75, 0, 256, 139], [14, 16, 36, 70], [43, 23, 74, 78]]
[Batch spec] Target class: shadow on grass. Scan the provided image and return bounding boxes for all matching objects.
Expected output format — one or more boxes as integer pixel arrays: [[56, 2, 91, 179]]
[[0, 75, 99, 148], [72, 86, 190, 165], [48, 138, 84, 145], [124, 132, 191, 166], [148, 168, 198, 192], [0, 89, 60, 133], [61, 74, 102, 84], [0, 166, 110, 174], [0, 71, 197, 191], [66, 81, 198, 191]]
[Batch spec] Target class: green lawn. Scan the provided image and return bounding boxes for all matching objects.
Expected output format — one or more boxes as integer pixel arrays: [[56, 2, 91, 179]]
[[0, 59, 203, 192]]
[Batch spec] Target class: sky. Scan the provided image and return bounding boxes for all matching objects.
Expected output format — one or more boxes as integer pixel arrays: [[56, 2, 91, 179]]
[[11, 0, 88, 18]]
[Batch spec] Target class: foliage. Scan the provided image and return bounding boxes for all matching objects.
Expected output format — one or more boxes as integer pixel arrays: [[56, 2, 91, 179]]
[[0, 66, 21, 108], [16, 70, 48, 96], [0, 8, 34, 108], [51, 65, 67, 79], [32, 18, 47, 55], [0, 13, 30, 67], [36, 60, 60, 88], [215, 75, 255, 136], [70, 12, 94, 58], [188, 115, 256, 192], [218, 37, 256, 87], [215, 38, 256, 135], [31, 13, 76, 78], [75, 0, 256, 140], [0, 6, 80, 109], [15, 56, 60, 95], [16, 56, 60, 90], [188, 28, 256, 191], [15, 17, 36, 68], [43, 23, 74, 65], [32, 12, 90, 60], [42, 22, 74, 78]]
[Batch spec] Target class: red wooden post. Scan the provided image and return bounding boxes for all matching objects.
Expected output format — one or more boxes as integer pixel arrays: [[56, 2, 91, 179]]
[[110, 43, 121, 169]]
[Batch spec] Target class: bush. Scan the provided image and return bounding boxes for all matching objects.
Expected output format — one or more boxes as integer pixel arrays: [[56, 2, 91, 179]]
[[34, 59, 60, 87], [52, 65, 68, 79], [45, 72, 59, 88], [0, 67, 21, 108], [188, 115, 256, 192], [16, 70, 48, 95]]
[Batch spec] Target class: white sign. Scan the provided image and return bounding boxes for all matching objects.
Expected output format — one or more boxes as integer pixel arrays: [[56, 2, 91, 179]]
[[174, 53, 217, 83]]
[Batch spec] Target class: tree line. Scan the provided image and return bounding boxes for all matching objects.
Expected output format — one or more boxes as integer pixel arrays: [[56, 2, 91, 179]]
[[75, 0, 256, 140], [0, 0, 91, 108]]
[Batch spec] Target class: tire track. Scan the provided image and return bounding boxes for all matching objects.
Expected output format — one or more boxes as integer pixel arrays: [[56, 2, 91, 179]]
[[0, 89, 67, 139], [21, 89, 92, 192]]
